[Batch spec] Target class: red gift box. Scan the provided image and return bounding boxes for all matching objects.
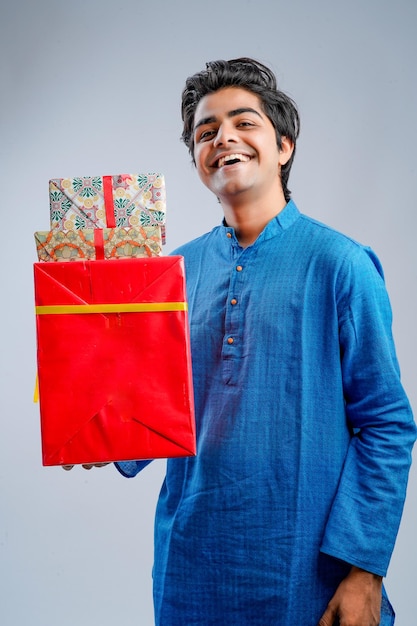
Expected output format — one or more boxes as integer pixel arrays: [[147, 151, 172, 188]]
[[34, 256, 196, 466]]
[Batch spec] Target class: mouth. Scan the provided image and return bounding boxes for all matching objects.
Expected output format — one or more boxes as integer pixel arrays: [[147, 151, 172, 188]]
[[214, 153, 251, 168]]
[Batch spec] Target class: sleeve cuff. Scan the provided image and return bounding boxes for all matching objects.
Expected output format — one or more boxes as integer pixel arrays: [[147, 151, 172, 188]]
[[114, 459, 153, 478]]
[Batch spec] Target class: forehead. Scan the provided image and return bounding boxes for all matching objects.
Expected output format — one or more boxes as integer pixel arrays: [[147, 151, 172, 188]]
[[194, 87, 264, 126]]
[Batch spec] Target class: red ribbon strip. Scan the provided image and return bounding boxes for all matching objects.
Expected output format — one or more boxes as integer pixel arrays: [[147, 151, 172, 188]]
[[103, 175, 116, 227], [94, 229, 105, 260]]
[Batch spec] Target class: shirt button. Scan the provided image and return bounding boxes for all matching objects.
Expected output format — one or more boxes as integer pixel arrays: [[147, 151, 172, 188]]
[[230, 298, 237, 305], [226, 232, 232, 238], [227, 337, 234, 344], [236, 265, 243, 272]]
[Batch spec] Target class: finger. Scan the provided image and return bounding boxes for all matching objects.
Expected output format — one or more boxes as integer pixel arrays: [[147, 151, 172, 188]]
[[317, 605, 337, 626], [62, 463, 109, 470]]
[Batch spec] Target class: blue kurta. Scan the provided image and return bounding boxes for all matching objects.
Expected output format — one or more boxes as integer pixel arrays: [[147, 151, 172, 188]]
[[117, 201, 416, 625]]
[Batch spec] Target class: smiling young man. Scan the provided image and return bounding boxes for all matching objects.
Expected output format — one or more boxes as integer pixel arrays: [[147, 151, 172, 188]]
[[192, 87, 293, 247], [116, 58, 416, 625]]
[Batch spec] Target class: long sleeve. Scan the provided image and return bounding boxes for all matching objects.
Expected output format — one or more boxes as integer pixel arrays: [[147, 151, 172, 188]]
[[320, 247, 416, 575]]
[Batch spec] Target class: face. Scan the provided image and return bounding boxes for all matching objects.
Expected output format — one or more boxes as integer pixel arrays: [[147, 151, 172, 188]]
[[192, 87, 293, 205]]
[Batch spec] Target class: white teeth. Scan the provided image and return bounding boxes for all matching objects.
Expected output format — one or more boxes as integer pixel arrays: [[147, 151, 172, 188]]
[[217, 154, 250, 168]]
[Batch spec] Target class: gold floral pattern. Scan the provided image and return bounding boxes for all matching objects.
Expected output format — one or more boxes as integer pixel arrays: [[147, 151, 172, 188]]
[[35, 226, 163, 262]]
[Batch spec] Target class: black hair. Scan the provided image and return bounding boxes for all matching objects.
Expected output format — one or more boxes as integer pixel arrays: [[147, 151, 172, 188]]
[[181, 57, 300, 202]]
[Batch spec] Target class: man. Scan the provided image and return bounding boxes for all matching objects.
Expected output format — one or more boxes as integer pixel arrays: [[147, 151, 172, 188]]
[[116, 58, 416, 625]]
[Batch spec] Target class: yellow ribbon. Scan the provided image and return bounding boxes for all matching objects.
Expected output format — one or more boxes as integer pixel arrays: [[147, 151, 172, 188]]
[[33, 373, 39, 403], [35, 302, 188, 314], [33, 301, 187, 403]]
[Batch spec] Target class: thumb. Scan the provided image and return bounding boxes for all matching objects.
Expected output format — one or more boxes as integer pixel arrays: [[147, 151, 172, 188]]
[[317, 604, 338, 626]]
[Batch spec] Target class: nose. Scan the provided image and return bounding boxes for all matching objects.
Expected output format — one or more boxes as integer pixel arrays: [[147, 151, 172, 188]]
[[213, 121, 237, 147]]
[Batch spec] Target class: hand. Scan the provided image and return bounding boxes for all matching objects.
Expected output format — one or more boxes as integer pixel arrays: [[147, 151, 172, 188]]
[[62, 463, 109, 471], [318, 566, 382, 626]]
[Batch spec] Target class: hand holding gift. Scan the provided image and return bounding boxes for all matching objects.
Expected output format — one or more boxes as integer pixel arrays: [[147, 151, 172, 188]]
[[34, 172, 196, 468]]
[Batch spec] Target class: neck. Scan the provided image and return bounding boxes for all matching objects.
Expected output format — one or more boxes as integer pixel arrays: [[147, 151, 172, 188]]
[[221, 190, 288, 247]]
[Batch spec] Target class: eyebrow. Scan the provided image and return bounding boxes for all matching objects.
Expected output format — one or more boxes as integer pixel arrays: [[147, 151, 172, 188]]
[[194, 107, 263, 132]]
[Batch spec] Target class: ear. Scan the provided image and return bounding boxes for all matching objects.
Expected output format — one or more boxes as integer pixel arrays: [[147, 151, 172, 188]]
[[278, 136, 294, 166]]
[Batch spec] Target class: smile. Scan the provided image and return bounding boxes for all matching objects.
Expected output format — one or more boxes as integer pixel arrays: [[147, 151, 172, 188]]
[[216, 153, 251, 168]]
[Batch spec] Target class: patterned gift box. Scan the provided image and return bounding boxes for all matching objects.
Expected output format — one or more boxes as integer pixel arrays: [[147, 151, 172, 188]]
[[35, 225, 162, 262], [34, 256, 196, 466], [49, 173, 166, 243]]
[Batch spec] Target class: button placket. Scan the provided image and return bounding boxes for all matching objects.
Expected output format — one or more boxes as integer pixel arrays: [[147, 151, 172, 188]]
[[223, 256, 246, 357]]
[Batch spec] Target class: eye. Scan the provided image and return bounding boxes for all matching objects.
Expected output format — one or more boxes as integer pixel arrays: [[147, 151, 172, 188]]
[[237, 120, 255, 128], [198, 129, 216, 141]]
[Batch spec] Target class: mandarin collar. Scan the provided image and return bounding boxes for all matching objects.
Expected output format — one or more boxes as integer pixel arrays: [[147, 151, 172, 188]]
[[221, 199, 300, 246]]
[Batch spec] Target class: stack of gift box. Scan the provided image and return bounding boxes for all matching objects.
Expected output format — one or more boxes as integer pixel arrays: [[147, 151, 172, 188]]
[[34, 173, 196, 467]]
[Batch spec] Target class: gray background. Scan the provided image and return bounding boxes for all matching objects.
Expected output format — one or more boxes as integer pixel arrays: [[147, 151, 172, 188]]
[[1, 0, 416, 624]]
